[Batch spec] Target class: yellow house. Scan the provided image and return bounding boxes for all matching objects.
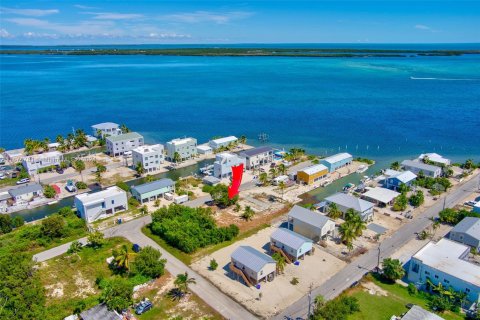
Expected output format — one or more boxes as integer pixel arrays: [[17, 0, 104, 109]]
[[297, 164, 329, 185]]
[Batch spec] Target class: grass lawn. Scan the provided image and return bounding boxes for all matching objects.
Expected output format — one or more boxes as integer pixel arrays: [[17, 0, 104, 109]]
[[142, 222, 270, 265], [346, 275, 464, 320]]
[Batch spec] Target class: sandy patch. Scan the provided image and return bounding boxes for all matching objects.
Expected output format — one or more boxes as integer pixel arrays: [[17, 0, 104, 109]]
[[73, 271, 96, 298], [362, 281, 388, 296], [45, 282, 65, 298]]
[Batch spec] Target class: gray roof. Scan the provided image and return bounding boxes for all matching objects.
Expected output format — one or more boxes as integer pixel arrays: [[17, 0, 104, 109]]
[[391, 170, 417, 183], [202, 176, 221, 183], [8, 183, 42, 197], [240, 146, 274, 157], [80, 303, 122, 320], [401, 160, 441, 173], [131, 178, 174, 195], [91, 122, 119, 130], [452, 217, 480, 240], [271, 228, 312, 250], [325, 193, 374, 212], [106, 132, 143, 143], [231, 246, 275, 273], [288, 205, 334, 229], [0, 193, 12, 201], [401, 305, 444, 320]]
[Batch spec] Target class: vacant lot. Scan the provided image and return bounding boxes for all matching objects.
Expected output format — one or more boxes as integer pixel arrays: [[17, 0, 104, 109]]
[[191, 226, 346, 318]]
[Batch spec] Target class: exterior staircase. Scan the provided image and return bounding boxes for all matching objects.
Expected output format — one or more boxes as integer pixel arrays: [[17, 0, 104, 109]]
[[229, 262, 253, 287], [270, 244, 293, 264]]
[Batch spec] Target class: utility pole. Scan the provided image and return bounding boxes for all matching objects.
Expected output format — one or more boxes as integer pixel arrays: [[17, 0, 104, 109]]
[[307, 282, 313, 318], [377, 243, 381, 273]]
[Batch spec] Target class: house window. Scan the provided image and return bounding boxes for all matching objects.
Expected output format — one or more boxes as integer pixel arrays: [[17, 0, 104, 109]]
[[466, 288, 470, 293], [425, 271, 430, 275], [444, 279, 450, 284], [260, 271, 263, 276], [434, 275, 439, 279], [111, 200, 114, 205]]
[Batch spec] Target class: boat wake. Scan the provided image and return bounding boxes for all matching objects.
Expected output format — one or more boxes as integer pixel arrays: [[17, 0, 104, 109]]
[[410, 76, 479, 81]]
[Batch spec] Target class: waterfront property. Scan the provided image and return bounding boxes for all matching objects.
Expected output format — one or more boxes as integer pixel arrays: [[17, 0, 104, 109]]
[[449, 217, 480, 252], [230, 246, 276, 286], [296, 164, 329, 185], [401, 160, 442, 178], [202, 175, 221, 186], [209, 136, 238, 150], [270, 228, 313, 262], [407, 238, 480, 303], [91, 122, 121, 138], [238, 146, 274, 169], [106, 132, 144, 157], [418, 153, 451, 167], [197, 145, 213, 155], [166, 137, 197, 161], [0, 192, 10, 213], [362, 187, 400, 206], [287, 205, 335, 241], [4, 148, 24, 162], [384, 170, 417, 191], [8, 183, 43, 203], [130, 178, 175, 204], [74, 186, 128, 222], [132, 144, 164, 173], [324, 192, 375, 221], [320, 153, 353, 173], [213, 152, 246, 179], [22, 151, 63, 174]]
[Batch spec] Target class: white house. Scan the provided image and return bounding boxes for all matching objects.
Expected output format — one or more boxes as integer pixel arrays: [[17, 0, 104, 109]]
[[166, 137, 197, 161], [74, 186, 128, 222], [91, 122, 121, 137], [270, 228, 313, 261], [196, 145, 213, 155], [230, 246, 276, 286], [22, 151, 63, 174], [401, 160, 442, 178], [209, 136, 238, 150], [362, 187, 400, 206], [106, 132, 144, 157], [324, 192, 375, 221], [132, 144, 164, 173], [239, 146, 274, 169], [407, 238, 480, 303], [418, 153, 451, 167], [8, 183, 43, 203], [287, 205, 335, 241], [213, 152, 246, 178]]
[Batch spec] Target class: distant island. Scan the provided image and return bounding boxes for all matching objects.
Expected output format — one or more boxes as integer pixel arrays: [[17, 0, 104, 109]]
[[1, 48, 480, 57]]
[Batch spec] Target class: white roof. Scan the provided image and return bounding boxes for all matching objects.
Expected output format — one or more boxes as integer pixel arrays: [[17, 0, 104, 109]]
[[5, 148, 24, 157], [23, 151, 63, 161], [288, 205, 334, 229], [197, 145, 212, 151], [75, 186, 125, 205], [168, 137, 196, 145], [413, 238, 480, 287], [419, 153, 450, 165], [363, 187, 400, 204], [92, 122, 119, 129], [216, 152, 239, 160], [48, 142, 60, 148], [271, 228, 312, 251], [391, 170, 417, 183], [210, 136, 237, 144], [384, 169, 401, 177], [132, 144, 163, 154], [322, 153, 352, 164], [325, 192, 374, 212], [402, 305, 444, 320], [300, 164, 328, 175]]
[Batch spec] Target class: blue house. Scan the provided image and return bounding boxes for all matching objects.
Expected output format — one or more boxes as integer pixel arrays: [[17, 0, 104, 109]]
[[270, 228, 313, 261], [320, 153, 353, 173], [385, 170, 417, 191]]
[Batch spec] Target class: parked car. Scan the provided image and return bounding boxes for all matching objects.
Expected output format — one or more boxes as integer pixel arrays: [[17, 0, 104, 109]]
[[0, 173, 5, 180], [465, 201, 477, 207], [56, 167, 64, 174], [135, 300, 153, 315], [16, 178, 30, 185], [11, 172, 18, 178], [132, 244, 141, 253]]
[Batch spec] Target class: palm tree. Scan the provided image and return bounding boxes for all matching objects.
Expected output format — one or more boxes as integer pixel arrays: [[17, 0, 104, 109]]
[[74, 159, 86, 182], [269, 167, 277, 179], [139, 205, 148, 215], [174, 272, 196, 295], [278, 181, 286, 199], [390, 161, 401, 170], [259, 172, 269, 186], [327, 203, 342, 219], [277, 163, 287, 176], [339, 222, 356, 251], [120, 124, 130, 134], [41, 138, 50, 152], [135, 162, 145, 176], [272, 252, 286, 274], [239, 135, 247, 144], [95, 162, 107, 185], [241, 206, 255, 221], [74, 129, 87, 148], [173, 152, 181, 163], [114, 244, 131, 272]]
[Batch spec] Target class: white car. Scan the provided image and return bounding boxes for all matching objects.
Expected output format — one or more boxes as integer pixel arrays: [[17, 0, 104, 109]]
[[465, 201, 477, 207], [16, 178, 30, 185]]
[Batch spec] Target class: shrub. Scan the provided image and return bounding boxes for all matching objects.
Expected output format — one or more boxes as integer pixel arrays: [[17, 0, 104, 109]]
[[209, 259, 218, 271], [41, 214, 65, 239], [43, 185, 57, 198], [290, 277, 299, 285], [132, 246, 166, 279], [75, 181, 87, 189], [115, 181, 129, 192], [128, 197, 140, 208], [408, 283, 418, 296]]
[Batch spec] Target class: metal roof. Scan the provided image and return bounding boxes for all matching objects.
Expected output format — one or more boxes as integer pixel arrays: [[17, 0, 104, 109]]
[[168, 137, 196, 145], [367, 223, 388, 235], [131, 178, 174, 195], [210, 136, 237, 144], [91, 122, 119, 130], [363, 187, 400, 204], [390, 170, 417, 183], [418, 153, 450, 165], [321, 153, 352, 164], [231, 246, 275, 273], [0, 192, 12, 201], [75, 186, 125, 205], [240, 146, 273, 157], [412, 238, 480, 287], [202, 176, 221, 183], [452, 217, 480, 240], [401, 305, 444, 320], [271, 228, 312, 251], [325, 192, 374, 212], [8, 183, 43, 197], [106, 132, 143, 143], [80, 303, 122, 320], [288, 205, 334, 229], [300, 164, 328, 175], [401, 160, 441, 173]]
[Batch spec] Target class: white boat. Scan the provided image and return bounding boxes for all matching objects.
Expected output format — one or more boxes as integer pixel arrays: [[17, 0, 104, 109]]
[[356, 165, 368, 173], [48, 200, 59, 205], [321, 179, 332, 187]]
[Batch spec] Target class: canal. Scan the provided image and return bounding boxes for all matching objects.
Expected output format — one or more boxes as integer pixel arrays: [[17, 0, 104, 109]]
[[10, 159, 214, 222]]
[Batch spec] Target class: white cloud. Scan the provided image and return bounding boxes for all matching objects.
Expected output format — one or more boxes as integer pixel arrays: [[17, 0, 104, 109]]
[[0, 7, 59, 17], [74, 5, 98, 10], [161, 11, 254, 24], [415, 24, 435, 32], [83, 12, 143, 20], [147, 32, 191, 39], [0, 28, 14, 38]]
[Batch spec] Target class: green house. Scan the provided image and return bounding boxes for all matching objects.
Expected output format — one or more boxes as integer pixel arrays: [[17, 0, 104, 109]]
[[131, 178, 175, 203]]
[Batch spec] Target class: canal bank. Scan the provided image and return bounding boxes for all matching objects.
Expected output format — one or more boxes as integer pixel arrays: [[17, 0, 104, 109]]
[[10, 158, 214, 222]]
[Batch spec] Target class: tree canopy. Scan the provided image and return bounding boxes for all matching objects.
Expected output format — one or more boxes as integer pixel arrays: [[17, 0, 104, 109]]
[[131, 246, 166, 279]]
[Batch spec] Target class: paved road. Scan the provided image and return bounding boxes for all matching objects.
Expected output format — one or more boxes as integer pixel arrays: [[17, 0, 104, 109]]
[[33, 215, 258, 320], [184, 195, 213, 208], [275, 174, 480, 320]]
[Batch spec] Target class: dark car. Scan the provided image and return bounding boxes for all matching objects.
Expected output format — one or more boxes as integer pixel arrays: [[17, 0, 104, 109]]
[[135, 300, 153, 315], [132, 244, 141, 253], [56, 167, 64, 174]]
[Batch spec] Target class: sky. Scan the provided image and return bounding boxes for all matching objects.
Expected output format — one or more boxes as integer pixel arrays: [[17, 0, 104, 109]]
[[0, 1, 479, 45]]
